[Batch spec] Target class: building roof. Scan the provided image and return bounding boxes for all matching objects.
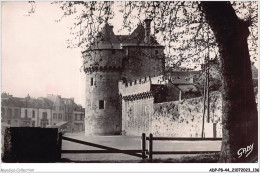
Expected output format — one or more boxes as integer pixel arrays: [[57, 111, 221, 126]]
[[90, 23, 121, 50], [74, 104, 84, 112], [2, 97, 24, 107], [121, 24, 161, 46], [1, 92, 13, 99], [46, 94, 75, 106], [165, 70, 200, 84], [2, 93, 84, 111], [2, 96, 53, 109], [174, 84, 197, 92], [85, 20, 163, 52], [23, 98, 53, 109], [116, 35, 130, 42]]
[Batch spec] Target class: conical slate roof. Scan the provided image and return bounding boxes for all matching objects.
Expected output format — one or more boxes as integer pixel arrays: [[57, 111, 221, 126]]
[[90, 23, 121, 49], [87, 21, 163, 51]]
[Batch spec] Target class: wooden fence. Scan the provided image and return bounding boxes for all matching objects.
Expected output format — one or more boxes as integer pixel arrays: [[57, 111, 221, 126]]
[[143, 133, 222, 160], [60, 133, 222, 161], [61, 135, 145, 158]]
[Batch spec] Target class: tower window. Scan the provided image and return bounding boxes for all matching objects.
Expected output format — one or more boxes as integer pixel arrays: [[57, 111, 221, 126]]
[[155, 50, 159, 55], [91, 78, 94, 86], [99, 100, 105, 109]]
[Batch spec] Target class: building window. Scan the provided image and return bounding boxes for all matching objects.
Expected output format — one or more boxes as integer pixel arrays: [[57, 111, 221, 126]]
[[2, 108, 5, 117], [58, 113, 62, 120], [32, 110, 35, 118], [15, 109, 18, 118], [42, 112, 47, 119], [32, 121, 35, 127], [155, 50, 159, 55], [7, 120, 11, 124], [8, 109, 12, 117], [25, 109, 28, 118], [91, 78, 94, 86], [99, 100, 105, 109], [53, 113, 57, 120], [40, 121, 48, 128]]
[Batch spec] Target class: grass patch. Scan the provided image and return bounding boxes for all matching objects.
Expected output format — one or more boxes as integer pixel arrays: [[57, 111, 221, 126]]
[[140, 153, 220, 163], [60, 153, 220, 163]]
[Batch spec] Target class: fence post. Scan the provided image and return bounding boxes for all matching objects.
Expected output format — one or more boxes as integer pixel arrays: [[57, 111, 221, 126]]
[[142, 133, 146, 159], [149, 133, 153, 161], [58, 132, 62, 161]]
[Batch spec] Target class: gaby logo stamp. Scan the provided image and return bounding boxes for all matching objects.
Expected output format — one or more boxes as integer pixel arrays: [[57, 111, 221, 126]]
[[237, 143, 254, 158]]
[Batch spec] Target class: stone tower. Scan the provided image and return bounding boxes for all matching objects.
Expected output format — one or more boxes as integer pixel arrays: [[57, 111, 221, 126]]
[[83, 20, 165, 135], [83, 23, 123, 135]]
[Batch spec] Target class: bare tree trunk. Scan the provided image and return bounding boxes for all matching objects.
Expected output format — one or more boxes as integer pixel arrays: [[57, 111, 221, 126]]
[[201, 1, 258, 162], [207, 58, 210, 123], [202, 66, 207, 138]]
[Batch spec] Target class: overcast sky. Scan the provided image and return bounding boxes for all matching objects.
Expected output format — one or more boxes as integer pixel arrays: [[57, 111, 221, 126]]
[[2, 2, 258, 106], [2, 1, 134, 106], [2, 2, 87, 105]]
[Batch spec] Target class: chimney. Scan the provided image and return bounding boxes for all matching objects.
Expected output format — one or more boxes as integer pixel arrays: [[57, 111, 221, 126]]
[[144, 19, 152, 44]]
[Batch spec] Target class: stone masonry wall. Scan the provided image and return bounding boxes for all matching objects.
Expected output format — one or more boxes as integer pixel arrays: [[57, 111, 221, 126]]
[[152, 91, 222, 137], [83, 50, 123, 69], [119, 76, 154, 136], [119, 77, 151, 96], [84, 48, 123, 135], [122, 98, 154, 136], [85, 71, 122, 135], [122, 47, 165, 81]]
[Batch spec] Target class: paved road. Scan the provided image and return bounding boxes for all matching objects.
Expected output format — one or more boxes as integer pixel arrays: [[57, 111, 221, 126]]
[[61, 134, 221, 162]]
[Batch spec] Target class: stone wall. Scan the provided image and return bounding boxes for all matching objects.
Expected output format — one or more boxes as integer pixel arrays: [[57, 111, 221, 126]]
[[152, 91, 222, 137], [119, 77, 152, 96], [122, 47, 165, 81], [85, 71, 122, 135], [83, 50, 123, 69], [122, 98, 153, 136], [84, 48, 123, 135], [121, 85, 222, 137]]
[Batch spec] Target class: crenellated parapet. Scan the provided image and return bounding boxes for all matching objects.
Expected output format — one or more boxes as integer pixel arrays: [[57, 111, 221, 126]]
[[82, 49, 123, 74], [121, 92, 153, 101], [84, 66, 122, 73], [119, 76, 153, 100]]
